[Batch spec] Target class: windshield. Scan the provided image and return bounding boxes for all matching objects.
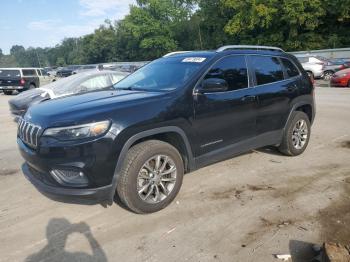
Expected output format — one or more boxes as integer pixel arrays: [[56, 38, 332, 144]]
[[114, 58, 206, 91], [0, 69, 21, 78]]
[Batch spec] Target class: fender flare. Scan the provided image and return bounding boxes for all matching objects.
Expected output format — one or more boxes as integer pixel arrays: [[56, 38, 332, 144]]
[[283, 100, 315, 131], [107, 126, 194, 204]]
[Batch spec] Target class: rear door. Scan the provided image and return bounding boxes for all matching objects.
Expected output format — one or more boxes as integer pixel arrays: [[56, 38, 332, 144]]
[[193, 55, 257, 156], [248, 55, 299, 135], [22, 69, 39, 88]]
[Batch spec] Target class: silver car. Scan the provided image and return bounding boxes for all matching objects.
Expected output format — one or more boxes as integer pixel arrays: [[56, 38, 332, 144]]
[[296, 55, 326, 79]]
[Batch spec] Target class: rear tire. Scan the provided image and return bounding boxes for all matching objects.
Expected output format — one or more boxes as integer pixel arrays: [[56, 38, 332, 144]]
[[3, 90, 13, 95], [116, 140, 184, 214], [29, 84, 36, 90], [278, 111, 311, 156]]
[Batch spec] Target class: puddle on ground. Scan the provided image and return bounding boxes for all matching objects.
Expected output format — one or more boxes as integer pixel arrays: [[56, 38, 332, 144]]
[[318, 172, 350, 245], [340, 140, 350, 149], [0, 168, 18, 176]]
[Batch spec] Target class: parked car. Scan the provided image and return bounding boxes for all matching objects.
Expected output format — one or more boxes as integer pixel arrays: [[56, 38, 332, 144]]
[[35, 68, 57, 86], [9, 70, 128, 118], [17, 45, 315, 213], [330, 68, 350, 87], [72, 64, 99, 74], [296, 55, 327, 79], [56, 65, 81, 77], [0, 68, 40, 95], [322, 61, 349, 80]]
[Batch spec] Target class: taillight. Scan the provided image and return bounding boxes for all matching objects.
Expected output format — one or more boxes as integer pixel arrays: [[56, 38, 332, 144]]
[[20, 79, 26, 86], [340, 65, 345, 70]]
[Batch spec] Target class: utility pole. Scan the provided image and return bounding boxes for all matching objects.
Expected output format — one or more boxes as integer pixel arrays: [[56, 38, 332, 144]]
[[35, 50, 42, 68]]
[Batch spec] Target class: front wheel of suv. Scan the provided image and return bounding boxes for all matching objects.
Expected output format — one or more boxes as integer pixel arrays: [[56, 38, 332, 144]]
[[278, 111, 311, 156], [116, 140, 184, 214]]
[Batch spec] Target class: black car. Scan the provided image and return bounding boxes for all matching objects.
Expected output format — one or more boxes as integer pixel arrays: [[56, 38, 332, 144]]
[[17, 45, 315, 213], [0, 68, 40, 95], [9, 70, 128, 118], [56, 65, 81, 77]]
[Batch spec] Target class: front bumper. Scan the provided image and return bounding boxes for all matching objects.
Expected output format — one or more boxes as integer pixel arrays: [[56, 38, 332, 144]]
[[17, 132, 118, 205], [330, 78, 349, 87], [22, 163, 112, 204]]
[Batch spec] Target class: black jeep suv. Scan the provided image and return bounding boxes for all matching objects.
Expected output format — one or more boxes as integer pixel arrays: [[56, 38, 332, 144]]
[[17, 45, 315, 213]]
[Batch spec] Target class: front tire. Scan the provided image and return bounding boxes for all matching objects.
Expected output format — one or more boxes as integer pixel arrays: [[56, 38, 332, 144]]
[[279, 111, 311, 156], [116, 140, 184, 214], [323, 71, 334, 80], [3, 90, 13, 95]]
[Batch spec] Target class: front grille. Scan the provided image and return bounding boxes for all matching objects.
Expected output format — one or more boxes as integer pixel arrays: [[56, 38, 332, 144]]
[[18, 118, 42, 148]]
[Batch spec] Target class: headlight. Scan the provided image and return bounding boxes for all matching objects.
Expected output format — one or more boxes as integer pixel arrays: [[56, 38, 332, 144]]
[[43, 120, 110, 141]]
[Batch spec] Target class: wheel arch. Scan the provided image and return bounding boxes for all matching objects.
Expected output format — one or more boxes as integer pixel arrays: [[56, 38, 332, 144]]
[[108, 126, 195, 204], [284, 101, 315, 131]]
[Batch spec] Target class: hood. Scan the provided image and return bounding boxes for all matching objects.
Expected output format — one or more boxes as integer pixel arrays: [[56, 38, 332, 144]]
[[9, 88, 48, 111], [25, 89, 168, 128]]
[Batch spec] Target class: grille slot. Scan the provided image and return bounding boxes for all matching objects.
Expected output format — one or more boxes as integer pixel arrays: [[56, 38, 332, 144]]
[[18, 118, 41, 148]]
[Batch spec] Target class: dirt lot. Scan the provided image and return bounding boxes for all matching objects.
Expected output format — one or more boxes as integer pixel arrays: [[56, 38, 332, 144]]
[[0, 86, 350, 262]]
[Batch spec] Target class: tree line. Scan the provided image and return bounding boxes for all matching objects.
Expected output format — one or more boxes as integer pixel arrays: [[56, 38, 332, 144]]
[[0, 0, 349, 68]]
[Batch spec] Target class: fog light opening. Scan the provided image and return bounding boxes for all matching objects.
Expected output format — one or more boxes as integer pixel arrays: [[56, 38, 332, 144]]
[[50, 168, 89, 187]]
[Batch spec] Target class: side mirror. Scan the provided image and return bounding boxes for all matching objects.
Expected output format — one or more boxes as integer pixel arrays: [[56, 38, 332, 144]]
[[199, 78, 228, 93]]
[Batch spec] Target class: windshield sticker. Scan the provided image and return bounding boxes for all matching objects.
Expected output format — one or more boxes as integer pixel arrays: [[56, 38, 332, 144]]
[[182, 57, 206, 63]]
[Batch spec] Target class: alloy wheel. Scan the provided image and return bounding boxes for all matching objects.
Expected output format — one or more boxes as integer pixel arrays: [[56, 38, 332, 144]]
[[137, 154, 177, 204], [292, 119, 308, 150]]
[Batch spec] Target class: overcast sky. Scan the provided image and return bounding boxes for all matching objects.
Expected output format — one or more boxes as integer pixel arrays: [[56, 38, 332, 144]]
[[0, 0, 136, 54]]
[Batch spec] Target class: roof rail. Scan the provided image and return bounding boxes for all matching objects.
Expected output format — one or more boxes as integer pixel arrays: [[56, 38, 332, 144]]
[[163, 51, 192, 57], [216, 45, 284, 52]]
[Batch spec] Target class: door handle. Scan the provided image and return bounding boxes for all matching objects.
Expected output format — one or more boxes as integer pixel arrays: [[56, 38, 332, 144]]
[[241, 95, 256, 102]]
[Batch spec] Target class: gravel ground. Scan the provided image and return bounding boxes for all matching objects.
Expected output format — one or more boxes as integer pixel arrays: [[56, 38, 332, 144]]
[[0, 86, 349, 262]]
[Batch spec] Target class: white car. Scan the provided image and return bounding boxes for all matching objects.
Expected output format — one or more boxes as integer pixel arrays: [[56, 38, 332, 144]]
[[295, 55, 327, 79]]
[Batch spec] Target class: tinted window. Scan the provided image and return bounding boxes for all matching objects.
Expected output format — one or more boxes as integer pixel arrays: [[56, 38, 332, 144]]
[[204, 55, 248, 91], [281, 58, 300, 78], [0, 70, 21, 78], [22, 69, 37, 76], [251, 56, 284, 85]]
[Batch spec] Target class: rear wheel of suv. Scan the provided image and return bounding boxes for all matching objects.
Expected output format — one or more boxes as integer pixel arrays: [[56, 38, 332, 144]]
[[116, 140, 184, 214], [29, 84, 36, 90], [3, 90, 13, 95], [278, 111, 311, 156]]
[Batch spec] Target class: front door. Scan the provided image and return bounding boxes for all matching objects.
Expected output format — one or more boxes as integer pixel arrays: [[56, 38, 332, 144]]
[[193, 55, 257, 158]]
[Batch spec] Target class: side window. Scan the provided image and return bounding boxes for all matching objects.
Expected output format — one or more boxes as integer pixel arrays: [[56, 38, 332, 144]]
[[22, 69, 36, 76], [250, 56, 284, 85], [281, 58, 300, 78], [37, 70, 42, 76], [204, 55, 248, 91], [79, 75, 110, 91]]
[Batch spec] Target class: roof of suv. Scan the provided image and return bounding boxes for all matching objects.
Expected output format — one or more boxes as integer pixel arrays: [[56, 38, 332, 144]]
[[163, 46, 288, 60]]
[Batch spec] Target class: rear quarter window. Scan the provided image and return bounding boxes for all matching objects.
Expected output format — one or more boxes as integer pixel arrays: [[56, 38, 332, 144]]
[[250, 56, 284, 85], [281, 58, 300, 78], [0, 70, 21, 78], [22, 69, 37, 76]]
